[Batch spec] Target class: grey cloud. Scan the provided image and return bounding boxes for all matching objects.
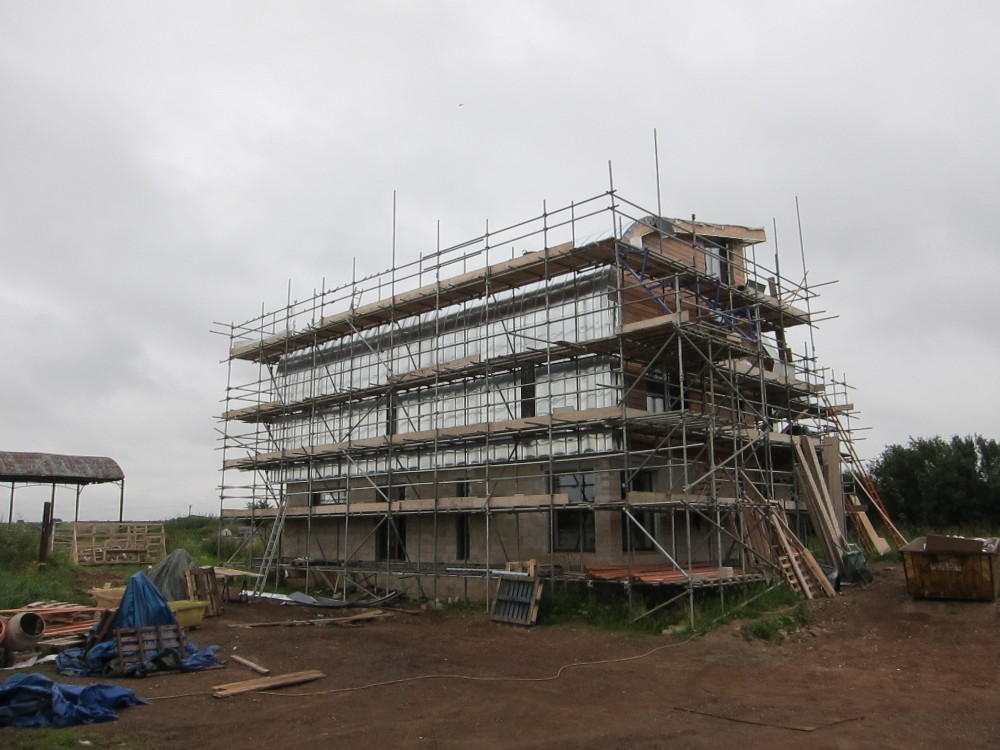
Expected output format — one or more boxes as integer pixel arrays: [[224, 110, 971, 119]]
[[2, 1, 997, 520]]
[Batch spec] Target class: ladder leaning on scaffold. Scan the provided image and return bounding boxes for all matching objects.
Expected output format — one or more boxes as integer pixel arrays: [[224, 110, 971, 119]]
[[821, 394, 907, 548]]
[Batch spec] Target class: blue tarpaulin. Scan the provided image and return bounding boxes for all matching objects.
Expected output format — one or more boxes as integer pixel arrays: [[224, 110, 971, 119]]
[[56, 571, 220, 678], [0, 673, 145, 728], [110, 571, 179, 630]]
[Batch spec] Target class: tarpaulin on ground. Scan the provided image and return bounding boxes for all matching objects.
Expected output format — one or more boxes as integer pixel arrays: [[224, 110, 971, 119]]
[[55, 571, 220, 678], [0, 672, 145, 728], [145, 548, 197, 601], [110, 570, 179, 630]]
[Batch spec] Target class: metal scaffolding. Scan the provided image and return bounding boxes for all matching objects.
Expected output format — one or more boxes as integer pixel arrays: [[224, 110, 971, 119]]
[[215, 187, 865, 615]]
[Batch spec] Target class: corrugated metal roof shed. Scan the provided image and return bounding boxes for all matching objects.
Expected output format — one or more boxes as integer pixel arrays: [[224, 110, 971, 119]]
[[0, 452, 124, 484]]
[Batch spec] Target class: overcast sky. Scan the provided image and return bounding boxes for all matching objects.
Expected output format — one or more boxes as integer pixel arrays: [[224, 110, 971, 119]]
[[2, 2, 997, 521]]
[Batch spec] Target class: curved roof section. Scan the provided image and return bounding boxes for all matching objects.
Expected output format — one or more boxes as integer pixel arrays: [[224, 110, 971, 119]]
[[0, 452, 124, 484]]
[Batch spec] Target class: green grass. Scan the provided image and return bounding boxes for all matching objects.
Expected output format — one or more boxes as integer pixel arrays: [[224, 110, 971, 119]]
[[0, 525, 84, 609], [162, 515, 248, 566], [0, 728, 134, 750], [0, 523, 47, 569], [740, 602, 811, 643], [538, 580, 805, 636], [0, 517, 255, 610], [0, 559, 83, 609]]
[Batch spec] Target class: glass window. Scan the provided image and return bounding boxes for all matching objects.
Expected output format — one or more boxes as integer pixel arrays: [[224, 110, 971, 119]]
[[621, 510, 656, 552], [552, 509, 595, 553], [553, 473, 596, 503]]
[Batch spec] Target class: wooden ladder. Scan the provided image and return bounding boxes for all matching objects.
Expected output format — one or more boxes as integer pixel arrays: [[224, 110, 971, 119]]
[[779, 552, 818, 598], [821, 394, 907, 547]]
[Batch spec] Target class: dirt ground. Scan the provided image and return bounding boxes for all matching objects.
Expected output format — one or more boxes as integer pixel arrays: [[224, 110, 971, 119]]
[[5, 564, 1000, 749]]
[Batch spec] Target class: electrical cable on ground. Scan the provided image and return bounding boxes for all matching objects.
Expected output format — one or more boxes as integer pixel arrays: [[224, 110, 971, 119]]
[[147, 633, 698, 701]]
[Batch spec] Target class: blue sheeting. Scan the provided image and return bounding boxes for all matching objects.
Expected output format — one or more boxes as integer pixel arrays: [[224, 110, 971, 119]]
[[55, 571, 221, 678], [112, 571, 179, 630], [0, 673, 145, 728]]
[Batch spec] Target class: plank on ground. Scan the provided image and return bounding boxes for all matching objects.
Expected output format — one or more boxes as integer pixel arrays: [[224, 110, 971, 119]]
[[213, 669, 326, 698], [227, 610, 390, 628], [230, 654, 270, 675]]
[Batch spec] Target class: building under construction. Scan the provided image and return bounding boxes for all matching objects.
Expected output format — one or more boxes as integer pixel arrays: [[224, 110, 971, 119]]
[[218, 190, 894, 611]]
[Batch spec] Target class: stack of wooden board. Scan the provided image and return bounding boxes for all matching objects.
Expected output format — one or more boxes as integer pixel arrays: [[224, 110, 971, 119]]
[[846, 495, 891, 557], [584, 564, 744, 584], [793, 436, 848, 575], [0, 602, 102, 638], [212, 670, 325, 698]]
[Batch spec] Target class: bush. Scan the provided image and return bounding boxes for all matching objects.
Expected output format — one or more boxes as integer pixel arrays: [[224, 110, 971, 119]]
[[0, 523, 43, 569], [162, 515, 246, 565], [870, 435, 1000, 528]]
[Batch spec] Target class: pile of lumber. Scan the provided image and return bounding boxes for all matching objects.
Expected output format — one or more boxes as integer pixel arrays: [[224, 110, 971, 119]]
[[213, 670, 325, 698], [846, 495, 891, 557], [585, 564, 742, 584], [766, 508, 836, 599], [0, 602, 102, 638], [793, 436, 848, 575], [737, 473, 837, 599]]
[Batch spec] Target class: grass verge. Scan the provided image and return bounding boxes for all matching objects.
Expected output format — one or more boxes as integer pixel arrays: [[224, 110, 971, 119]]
[[538, 579, 806, 636], [0, 728, 133, 750]]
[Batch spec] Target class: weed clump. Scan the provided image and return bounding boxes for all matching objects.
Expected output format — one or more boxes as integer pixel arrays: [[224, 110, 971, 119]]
[[740, 602, 812, 643]]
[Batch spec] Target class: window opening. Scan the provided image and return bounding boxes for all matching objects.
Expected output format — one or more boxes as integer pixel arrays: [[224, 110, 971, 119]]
[[456, 513, 471, 560], [520, 365, 536, 418], [552, 509, 595, 553], [376, 516, 407, 561], [622, 510, 656, 552]]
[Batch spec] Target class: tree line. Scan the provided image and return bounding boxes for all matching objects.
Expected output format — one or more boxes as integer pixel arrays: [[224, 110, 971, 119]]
[[868, 435, 1000, 528]]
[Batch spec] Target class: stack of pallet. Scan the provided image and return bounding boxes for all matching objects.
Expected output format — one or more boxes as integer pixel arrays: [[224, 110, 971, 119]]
[[184, 566, 224, 616]]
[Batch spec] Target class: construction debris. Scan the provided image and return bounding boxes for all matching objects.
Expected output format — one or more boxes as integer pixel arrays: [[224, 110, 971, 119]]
[[0, 603, 102, 640], [229, 655, 270, 675], [212, 670, 325, 698], [227, 610, 392, 628]]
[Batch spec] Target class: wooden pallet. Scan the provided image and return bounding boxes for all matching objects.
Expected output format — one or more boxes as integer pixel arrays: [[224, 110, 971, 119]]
[[185, 567, 224, 616], [114, 624, 187, 673], [491, 576, 543, 626], [53, 522, 166, 566]]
